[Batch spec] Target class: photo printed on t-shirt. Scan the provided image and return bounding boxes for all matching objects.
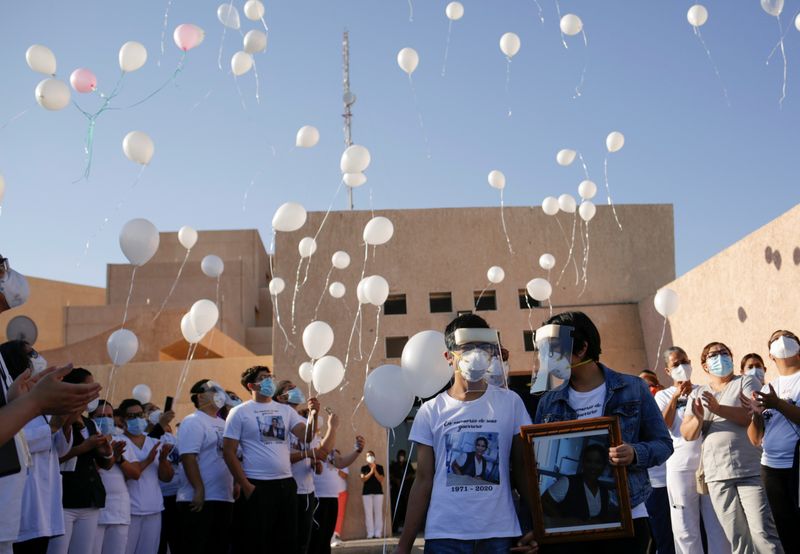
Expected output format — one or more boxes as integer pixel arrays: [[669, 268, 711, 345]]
[[445, 428, 500, 491], [256, 413, 287, 443]]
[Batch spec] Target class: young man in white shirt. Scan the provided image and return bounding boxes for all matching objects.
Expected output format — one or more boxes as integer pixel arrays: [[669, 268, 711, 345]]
[[396, 314, 537, 554], [176, 379, 235, 554], [223, 365, 319, 553]]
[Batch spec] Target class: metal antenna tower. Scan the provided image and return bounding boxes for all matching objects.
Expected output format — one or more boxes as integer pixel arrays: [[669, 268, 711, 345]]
[[342, 30, 356, 210]]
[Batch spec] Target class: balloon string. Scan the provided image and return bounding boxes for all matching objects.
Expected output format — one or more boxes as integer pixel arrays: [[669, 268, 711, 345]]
[[533, 0, 544, 24], [0, 107, 30, 132], [554, 0, 568, 49], [776, 16, 788, 109], [157, 0, 173, 67], [407, 0, 413, 22], [119, 54, 186, 110], [554, 213, 579, 286], [175, 342, 199, 400], [475, 282, 489, 308], [500, 188, 513, 254], [577, 151, 590, 180], [233, 75, 248, 111], [313, 179, 345, 242], [505, 58, 513, 117], [524, 287, 535, 335], [290, 256, 305, 334], [190, 89, 214, 112], [366, 306, 383, 370], [217, 0, 234, 70], [572, 30, 589, 99], [252, 58, 262, 104], [383, 427, 391, 553], [578, 219, 590, 297], [407, 75, 432, 159], [121, 266, 137, 330], [547, 268, 553, 317], [692, 26, 730, 107], [259, 15, 269, 34], [393, 442, 415, 531], [313, 265, 335, 320], [653, 316, 667, 374], [272, 292, 293, 351], [766, 8, 799, 62], [241, 173, 260, 212], [603, 155, 623, 230], [441, 20, 453, 77], [344, 243, 369, 370], [152, 248, 191, 322]]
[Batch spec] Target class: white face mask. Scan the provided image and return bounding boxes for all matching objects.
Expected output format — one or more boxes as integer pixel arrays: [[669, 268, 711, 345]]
[[671, 363, 692, 382], [770, 336, 800, 359], [87, 398, 100, 414], [541, 353, 571, 381], [212, 391, 227, 409], [486, 358, 508, 387], [457, 350, 491, 382], [30, 354, 48, 375], [366, 455, 376, 464], [745, 366, 766, 384]]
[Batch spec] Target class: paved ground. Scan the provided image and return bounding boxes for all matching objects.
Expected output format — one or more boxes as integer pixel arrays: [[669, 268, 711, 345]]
[[332, 537, 424, 553]]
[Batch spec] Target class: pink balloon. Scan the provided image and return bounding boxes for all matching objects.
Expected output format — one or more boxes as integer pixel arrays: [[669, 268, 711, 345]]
[[173, 24, 204, 52], [69, 68, 97, 93]]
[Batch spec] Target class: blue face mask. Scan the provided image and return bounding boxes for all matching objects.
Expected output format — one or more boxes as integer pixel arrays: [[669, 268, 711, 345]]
[[259, 377, 276, 397], [287, 388, 305, 405], [126, 418, 147, 436], [94, 417, 115, 436], [745, 366, 765, 384], [707, 354, 734, 377]]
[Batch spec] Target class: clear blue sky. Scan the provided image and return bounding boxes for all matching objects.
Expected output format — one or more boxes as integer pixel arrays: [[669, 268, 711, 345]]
[[0, 1, 797, 287]]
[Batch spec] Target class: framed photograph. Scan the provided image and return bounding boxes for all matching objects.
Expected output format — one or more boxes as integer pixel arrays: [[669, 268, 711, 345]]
[[519, 416, 634, 543]]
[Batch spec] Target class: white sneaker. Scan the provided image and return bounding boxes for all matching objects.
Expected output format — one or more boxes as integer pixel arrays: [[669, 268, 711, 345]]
[[330, 537, 343, 547]]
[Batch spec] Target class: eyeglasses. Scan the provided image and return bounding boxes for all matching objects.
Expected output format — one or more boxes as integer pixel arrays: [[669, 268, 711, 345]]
[[706, 350, 730, 359], [455, 343, 499, 355], [124, 413, 144, 420]]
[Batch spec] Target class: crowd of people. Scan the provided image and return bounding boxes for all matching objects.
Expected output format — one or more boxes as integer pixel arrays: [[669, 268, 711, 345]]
[[1, 260, 799, 554]]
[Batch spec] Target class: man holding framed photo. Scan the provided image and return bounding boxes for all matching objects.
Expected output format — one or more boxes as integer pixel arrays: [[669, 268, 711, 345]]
[[531, 311, 673, 552]]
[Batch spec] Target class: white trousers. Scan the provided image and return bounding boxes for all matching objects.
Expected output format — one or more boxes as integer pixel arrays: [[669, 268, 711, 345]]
[[362, 494, 384, 538], [47, 508, 100, 554], [93, 524, 129, 554], [125, 514, 161, 554], [667, 470, 730, 554]]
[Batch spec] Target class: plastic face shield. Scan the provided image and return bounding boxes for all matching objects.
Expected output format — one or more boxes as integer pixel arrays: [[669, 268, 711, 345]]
[[451, 328, 506, 391], [530, 324, 574, 393]]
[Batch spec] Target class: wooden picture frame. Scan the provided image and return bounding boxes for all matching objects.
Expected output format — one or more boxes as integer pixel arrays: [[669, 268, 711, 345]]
[[519, 416, 634, 543]]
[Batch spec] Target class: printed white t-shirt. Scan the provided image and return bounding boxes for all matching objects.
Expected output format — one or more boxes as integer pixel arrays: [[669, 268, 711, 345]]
[[761, 372, 800, 468], [177, 411, 234, 502], [121, 435, 166, 515], [655, 385, 701, 473], [408, 386, 531, 540], [569, 382, 648, 519], [223, 399, 306, 480]]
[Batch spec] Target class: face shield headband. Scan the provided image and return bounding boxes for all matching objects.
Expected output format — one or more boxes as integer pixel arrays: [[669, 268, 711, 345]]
[[451, 328, 506, 389], [530, 324, 576, 393]]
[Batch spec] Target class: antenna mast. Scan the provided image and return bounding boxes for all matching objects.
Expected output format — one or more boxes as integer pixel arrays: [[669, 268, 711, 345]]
[[342, 30, 356, 210]]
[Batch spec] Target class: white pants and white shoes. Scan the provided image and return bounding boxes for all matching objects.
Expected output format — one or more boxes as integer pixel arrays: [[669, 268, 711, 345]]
[[362, 494, 384, 539], [124, 514, 161, 554], [47, 508, 101, 554], [667, 470, 730, 554], [93, 523, 129, 554]]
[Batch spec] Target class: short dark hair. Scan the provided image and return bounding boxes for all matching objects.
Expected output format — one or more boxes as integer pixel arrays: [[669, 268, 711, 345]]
[[768, 329, 799, 349], [638, 369, 657, 378], [62, 367, 92, 385], [475, 436, 489, 448], [189, 378, 211, 408], [91, 399, 113, 416], [116, 398, 143, 417], [0, 340, 31, 379], [274, 380, 294, 401], [444, 313, 489, 350], [740, 353, 764, 372], [545, 311, 601, 362], [241, 365, 271, 389]]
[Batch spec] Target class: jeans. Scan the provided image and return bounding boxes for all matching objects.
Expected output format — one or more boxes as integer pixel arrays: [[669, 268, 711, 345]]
[[645, 487, 675, 554], [424, 537, 513, 554], [761, 465, 800, 554]]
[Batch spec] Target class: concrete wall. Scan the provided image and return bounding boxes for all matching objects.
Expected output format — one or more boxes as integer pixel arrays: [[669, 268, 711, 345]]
[[639, 204, 800, 387]]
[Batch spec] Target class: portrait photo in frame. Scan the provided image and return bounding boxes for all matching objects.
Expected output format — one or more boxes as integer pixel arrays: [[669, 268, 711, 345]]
[[520, 416, 634, 543]]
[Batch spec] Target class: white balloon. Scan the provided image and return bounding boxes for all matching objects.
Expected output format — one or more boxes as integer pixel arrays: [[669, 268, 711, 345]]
[[107, 329, 138, 365], [796, 12, 800, 31], [181, 312, 204, 344], [303, 321, 334, 359], [579, 201, 596, 222], [312, 356, 345, 395], [558, 193, 577, 213], [364, 275, 389, 306], [0, 175, 5, 204], [578, 180, 597, 200], [340, 145, 371, 173], [397, 47, 419, 75], [500, 32, 521, 58], [401, 331, 451, 398], [119, 218, 159, 266], [295, 125, 319, 148], [122, 131, 155, 165], [268, 277, 285, 296], [487, 170, 506, 190], [363, 216, 394, 246], [298, 237, 317, 258], [34, 78, 70, 111], [201, 255, 224, 278], [526, 278, 552, 301], [364, 364, 414, 428], [542, 196, 560, 216], [298, 361, 313, 384], [331, 251, 351, 269], [119, 41, 147, 72], [556, 149, 576, 166], [132, 384, 152, 404], [231, 51, 253, 76], [654, 288, 679, 317], [560, 14, 583, 36], [356, 279, 370, 304], [190, 299, 219, 335], [446, 1, 464, 21], [539, 253, 556, 271], [243, 29, 268, 54], [606, 131, 625, 153], [177, 226, 197, 250], [217, 3, 241, 29], [329, 281, 346, 298], [487, 266, 505, 284], [26, 45, 56, 75], [244, 0, 265, 20], [343, 172, 367, 187], [687, 5, 708, 27], [272, 202, 307, 232], [760, 0, 784, 17]]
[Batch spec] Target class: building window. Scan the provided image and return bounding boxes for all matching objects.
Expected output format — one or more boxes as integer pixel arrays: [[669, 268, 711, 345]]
[[385, 336, 409, 358], [429, 292, 452, 313], [518, 289, 543, 309], [384, 293, 407, 315], [474, 290, 497, 311], [523, 330, 535, 352]]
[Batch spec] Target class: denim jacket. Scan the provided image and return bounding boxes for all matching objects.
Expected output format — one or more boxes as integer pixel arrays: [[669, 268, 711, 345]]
[[533, 364, 673, 508]]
